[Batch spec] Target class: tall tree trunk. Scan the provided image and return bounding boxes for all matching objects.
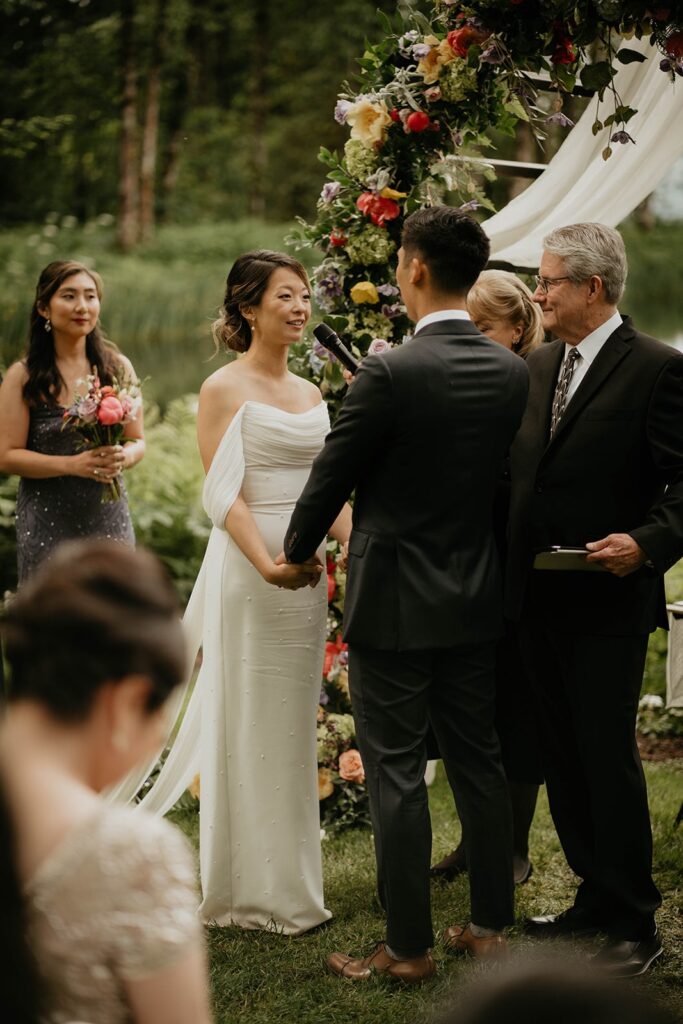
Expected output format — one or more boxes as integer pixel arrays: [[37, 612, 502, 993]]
[[247, 0, 268, 219], [117, 0, 140, 251], [139, 0, 168, 241]]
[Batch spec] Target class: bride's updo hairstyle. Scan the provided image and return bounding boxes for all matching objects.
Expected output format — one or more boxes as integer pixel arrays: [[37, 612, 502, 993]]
[[1, 540, 185, 720], [468, 269, 545, 357], [212, 249, 310, 354]]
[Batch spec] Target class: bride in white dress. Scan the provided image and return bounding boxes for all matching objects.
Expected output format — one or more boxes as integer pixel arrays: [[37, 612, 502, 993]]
[[115, 251, 351, 935]]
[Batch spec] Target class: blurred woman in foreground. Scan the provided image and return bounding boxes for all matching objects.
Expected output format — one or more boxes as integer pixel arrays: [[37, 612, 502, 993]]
[[0, 540, 211, 1024]]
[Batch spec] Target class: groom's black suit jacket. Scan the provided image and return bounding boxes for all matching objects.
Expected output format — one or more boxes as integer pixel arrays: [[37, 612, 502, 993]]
[[505, 315, 683, 634], [285, 320, 529, 650]]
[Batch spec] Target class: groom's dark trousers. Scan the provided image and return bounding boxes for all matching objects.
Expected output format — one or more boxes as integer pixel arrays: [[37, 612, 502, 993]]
[[285, 320, 529, 954]]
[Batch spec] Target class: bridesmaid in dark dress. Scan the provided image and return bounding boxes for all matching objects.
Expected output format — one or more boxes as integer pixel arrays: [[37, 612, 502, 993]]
[[430, 270, 545, 885], [0, 261, 145, 583]]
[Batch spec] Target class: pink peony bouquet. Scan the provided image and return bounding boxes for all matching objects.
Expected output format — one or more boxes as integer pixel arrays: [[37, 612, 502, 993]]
[[62, 371, 142, 502]]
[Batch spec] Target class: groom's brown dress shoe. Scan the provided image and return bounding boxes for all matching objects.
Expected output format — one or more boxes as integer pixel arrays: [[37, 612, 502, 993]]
[[326, 941, 436, 984], [444, 924, 508, 960]]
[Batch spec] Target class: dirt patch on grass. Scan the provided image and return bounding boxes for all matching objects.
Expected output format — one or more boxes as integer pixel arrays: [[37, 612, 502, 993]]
[[637, 733, 683, 761]]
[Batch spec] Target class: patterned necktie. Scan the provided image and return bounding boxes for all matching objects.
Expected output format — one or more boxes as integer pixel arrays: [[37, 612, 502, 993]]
[[550, 347, 581, 438]]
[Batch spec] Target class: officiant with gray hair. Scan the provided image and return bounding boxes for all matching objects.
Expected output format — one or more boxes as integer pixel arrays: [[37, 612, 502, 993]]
[[506, 221, 683, 977]]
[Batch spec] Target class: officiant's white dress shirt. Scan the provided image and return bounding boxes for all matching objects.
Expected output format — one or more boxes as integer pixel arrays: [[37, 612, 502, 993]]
[[562, 310, 623, 404]]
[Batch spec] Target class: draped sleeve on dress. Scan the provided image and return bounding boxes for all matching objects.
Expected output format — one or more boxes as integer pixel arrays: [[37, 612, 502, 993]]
[[202, 404, 247, 529], [106, 406, 248, 812]]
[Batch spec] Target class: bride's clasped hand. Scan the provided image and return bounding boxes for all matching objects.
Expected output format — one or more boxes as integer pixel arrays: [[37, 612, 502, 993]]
[[272, 550, 323, 589]]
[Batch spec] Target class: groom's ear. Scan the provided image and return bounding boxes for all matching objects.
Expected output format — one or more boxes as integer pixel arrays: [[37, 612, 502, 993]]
[[409, 256, 427, 287]]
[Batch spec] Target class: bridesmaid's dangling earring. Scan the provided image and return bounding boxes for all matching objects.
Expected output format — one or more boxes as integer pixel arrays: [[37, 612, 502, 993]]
[[44, 318, 52, 332]]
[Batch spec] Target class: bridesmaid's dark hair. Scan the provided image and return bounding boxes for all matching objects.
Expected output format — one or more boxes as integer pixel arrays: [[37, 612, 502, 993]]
[[2, 540, 185, 718], [212, 250, 310, 354], [0, 541, 185, 1022], [23, 261, 121, 407]]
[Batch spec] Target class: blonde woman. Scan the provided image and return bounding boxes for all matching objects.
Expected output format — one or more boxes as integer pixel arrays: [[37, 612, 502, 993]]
[[468, 269, 545, 357], [431, 270, 544, 887]]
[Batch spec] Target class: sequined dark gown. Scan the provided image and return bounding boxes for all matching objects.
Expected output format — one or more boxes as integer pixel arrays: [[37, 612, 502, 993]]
[[16, 404, 134, 583]]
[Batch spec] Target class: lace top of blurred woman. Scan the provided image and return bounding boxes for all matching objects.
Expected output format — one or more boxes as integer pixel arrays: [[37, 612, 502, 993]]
[[0, 261, 145, 584], [128, 250, 351, 934], [0, 541, 211, 1024], [467, 269, 544, 357]]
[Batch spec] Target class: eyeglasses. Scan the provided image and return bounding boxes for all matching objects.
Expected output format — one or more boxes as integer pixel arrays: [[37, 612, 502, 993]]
[[534, 275, 573, 294]]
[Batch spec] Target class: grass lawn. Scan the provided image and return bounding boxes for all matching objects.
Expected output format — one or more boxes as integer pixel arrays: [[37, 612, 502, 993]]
[[170, 760, 683, 1024]]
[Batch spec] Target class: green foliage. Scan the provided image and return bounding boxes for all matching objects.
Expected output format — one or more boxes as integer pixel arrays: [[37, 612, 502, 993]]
[[125, 395, 208, 602], [0, 0, 400, 227]]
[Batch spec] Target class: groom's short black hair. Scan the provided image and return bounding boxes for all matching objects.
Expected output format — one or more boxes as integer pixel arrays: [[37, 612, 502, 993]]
[[401, 206, 490, 294]]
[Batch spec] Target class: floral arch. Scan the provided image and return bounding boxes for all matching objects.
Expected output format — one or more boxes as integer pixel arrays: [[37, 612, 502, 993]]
[[294, 1, 683, 395]]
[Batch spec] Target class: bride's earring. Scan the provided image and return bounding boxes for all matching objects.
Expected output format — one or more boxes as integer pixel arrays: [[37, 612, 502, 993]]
[[44, 317, 52, 332]]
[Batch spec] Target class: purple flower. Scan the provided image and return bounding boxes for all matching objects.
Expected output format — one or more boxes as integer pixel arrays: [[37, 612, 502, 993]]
[[411, 43, 432, 59], [319, 688, 330, 705], [458, 199, 480, 213], [321, 181, 342, 203], [545, 111, 574, 127], [611, 130, 635, 145], [314, 338, 337, 363], [334, 99, 352, 125], [377, 283, 399, 298], [452, 129, 464, 147], [480, 41, 506, 64], [660, 58, 673, 72], [368, 338, 392, 355], [398, 30, 419, 56], [381, 303, 403, 320]]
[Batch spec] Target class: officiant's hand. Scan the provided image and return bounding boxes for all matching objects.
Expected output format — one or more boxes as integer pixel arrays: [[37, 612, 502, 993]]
[[585, 533, 647, 576], [270, 552, 323, 589]]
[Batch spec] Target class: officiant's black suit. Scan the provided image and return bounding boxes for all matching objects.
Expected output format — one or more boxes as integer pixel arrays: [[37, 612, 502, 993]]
[[285, 320, 529, 954], [506, 315, 683, 940]]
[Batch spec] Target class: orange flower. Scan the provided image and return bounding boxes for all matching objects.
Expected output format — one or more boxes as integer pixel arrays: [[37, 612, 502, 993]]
[[318, 767, 335, 800], [339, 749, 365, 784]]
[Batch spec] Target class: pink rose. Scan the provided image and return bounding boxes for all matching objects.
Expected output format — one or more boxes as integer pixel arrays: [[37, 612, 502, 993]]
[[97, 395, 124, 425], [368, 338, 392, 355], [339, 749, 365, 784]]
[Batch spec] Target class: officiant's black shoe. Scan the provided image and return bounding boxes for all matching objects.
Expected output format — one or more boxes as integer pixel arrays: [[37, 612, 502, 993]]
[[327, 941, 436, 984], [430, 845, 467, 881], [525, 907, 603, 939], [591, 930, 663, 978]]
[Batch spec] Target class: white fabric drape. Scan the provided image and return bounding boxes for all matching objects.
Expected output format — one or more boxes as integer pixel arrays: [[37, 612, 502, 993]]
[[482, 38, 683, 269], [107, 405, 248, 813]]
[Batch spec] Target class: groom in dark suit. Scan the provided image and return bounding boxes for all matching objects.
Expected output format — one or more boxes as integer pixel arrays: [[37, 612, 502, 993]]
[[284, 207, 529, 982], [507, 222, 683, 977]]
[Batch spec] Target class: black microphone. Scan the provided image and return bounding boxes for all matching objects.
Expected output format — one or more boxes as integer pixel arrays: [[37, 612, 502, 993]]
[[313, 323, 360, 376]]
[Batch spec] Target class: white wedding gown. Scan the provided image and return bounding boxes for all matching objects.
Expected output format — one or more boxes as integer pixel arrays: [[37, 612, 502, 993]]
[[110, 400, 332, 934]]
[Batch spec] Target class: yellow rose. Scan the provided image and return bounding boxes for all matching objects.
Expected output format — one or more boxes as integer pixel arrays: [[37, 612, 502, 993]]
[[346, 99, 392, 148], [318, 767, 334, 800], [380, 187, 408, 200], [350, 281, 380, 305], [188, 773, 201, 800], [417, 36, 456, 84]]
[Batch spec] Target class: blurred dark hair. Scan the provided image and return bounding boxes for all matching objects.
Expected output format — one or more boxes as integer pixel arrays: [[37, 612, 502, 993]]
[[23, 261, 121, 408], [212, 249, 310, 353], [401, 206, 490, 294], [438, 962, 676, 1024], [0, 778, 42, 1023], [2, 540, 185, 719]]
